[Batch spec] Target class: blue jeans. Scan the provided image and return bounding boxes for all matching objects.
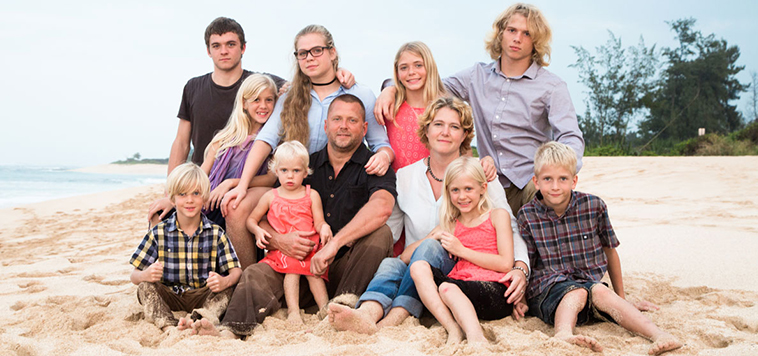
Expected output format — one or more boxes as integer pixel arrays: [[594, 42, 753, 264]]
[[356, 239, 455, 318]]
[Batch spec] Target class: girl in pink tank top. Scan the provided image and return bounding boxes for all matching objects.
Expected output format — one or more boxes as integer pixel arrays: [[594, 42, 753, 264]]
[[247, 141, 333, 325], [410, 157, 515, 344]]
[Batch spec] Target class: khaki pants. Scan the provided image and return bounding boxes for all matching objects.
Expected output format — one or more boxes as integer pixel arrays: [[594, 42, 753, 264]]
[[504, 179, 538, 216], [221, 224, 393, 336]]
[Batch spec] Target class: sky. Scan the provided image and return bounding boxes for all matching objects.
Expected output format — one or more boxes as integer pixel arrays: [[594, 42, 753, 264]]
[[1, 0, 756, 167]]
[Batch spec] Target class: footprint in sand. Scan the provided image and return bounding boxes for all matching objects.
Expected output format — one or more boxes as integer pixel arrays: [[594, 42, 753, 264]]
[[83, 274, 130, 286]]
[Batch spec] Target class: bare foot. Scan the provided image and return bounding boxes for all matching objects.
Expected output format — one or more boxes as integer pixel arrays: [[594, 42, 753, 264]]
[[177, 317, 194, 333], [192, 319, 221, 337], [649, 333, 683, 355], [328, 303, 378, 334], [446, 327, 464, 345], [288, 311, 304, 325], [554, 331, 603, 352], [376, 307, 409, 328]]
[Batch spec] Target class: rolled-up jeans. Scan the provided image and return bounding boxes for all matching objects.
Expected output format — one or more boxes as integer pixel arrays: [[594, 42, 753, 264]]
[[356, 239, 455, 318]]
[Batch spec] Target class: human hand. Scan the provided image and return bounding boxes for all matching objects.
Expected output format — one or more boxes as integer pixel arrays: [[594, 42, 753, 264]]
[[438, 232, 465, 257], [500, 268, 528, 304], [206, 271, 226, 292], [336, 68, 355, 88], [271, 230, 317, 261], [319, 224, 333, 246], [253, 226, 272, 250], [147, 197, 173, 222], [632, 299, 660, 312], [144, 262, 163, 283], [278, 82, 291, 96], [373, 86, 397, 126], [205, 180, 233, 211], [221, 186, 247, 217], [479, 156, 498, 182], [512, 300, 529, 321], [310, 242, 338, 276], [365, 151, 390, 176]]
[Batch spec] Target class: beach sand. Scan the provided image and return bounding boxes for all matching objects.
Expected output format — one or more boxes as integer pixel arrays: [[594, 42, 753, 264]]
[[1, 158, 757, 355]]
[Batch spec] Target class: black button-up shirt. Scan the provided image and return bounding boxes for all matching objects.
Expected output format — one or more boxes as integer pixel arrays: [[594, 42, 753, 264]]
[[305, 144, 397, 235]]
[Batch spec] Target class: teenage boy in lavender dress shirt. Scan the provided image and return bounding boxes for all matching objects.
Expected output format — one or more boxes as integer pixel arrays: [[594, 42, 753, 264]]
[[375, 3, 584, 215]]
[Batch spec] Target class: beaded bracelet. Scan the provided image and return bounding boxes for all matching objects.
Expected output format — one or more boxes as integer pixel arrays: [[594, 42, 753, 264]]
[[512, 266, 529, 280]]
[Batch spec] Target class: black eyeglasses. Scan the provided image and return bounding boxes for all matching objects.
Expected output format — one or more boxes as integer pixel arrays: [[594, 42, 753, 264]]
[[294, 46, 332, 60]]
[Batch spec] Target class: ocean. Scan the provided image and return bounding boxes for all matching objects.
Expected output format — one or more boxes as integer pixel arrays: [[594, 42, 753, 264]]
[[0, 165, 164, 209]]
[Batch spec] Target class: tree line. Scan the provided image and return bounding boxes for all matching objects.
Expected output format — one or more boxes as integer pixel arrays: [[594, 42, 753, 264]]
[[571, 18, 758, 155]]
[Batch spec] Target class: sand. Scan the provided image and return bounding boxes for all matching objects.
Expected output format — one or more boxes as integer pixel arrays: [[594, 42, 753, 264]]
[[1, 157, 757, 355]]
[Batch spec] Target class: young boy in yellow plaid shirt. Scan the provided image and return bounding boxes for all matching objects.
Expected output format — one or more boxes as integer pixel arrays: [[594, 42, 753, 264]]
[[130, 163, 241, 330]]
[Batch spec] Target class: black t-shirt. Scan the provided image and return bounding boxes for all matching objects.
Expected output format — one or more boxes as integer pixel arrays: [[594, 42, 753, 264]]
[[177, 70, 286, 164], [305, 144, 397, 235]]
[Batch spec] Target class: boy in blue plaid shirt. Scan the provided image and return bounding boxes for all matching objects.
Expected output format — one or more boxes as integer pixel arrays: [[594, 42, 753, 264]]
[[518, 142, 681, 355], [130, 163, 241, 330]]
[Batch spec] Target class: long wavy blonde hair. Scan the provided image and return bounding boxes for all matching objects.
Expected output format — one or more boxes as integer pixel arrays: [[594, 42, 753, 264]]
[[205, 74, 278, 159], [484, 3, 552, 67], [279, 25, 339, 148], [391, 41, 446, 124], [438, 157, 492, 233]]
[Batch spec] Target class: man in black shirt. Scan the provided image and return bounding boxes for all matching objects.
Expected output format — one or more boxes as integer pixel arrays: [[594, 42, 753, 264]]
[[195, 94, 396, 338]]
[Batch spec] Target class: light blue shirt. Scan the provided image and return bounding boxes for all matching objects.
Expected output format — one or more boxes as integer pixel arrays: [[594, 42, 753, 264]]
[[256, 83, 391, 153]]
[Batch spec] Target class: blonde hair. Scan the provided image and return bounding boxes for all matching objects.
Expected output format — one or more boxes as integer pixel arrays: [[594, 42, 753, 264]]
[[268, 140, 313, 176], [416, 97, 475, 155], [205, 74, 278, 159], [439, 157, 492, 233], [484, 3, 552, 67], [280, 25, 339, 148], [533, 141, 578, 176], [391, 41, 446, 123], [167, 163, 210, 202]]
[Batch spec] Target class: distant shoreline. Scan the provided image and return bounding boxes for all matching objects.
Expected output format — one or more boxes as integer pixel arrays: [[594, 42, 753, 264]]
[[71, 163, 167, 176]]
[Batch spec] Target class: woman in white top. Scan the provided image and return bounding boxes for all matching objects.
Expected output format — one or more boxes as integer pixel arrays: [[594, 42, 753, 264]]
[[328, 97, 530, 334]]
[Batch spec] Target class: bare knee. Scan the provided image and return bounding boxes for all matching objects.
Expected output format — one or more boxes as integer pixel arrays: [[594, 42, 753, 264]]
[[561, 288, 589, 312], [589, 284, 614, 304], [409, 261, 430, 280], [438, 282, 460, 302]]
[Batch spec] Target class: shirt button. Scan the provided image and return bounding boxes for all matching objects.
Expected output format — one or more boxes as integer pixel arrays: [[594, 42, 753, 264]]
[[329, 176, 333, 180], [501, 97, 505, 101], [507, 79, 510, 82], [327, 213, 331, 217], [502, 168, 507, 173], [496, 115, 499, 119], [493, 134, 497, 138], [499, 152, 502, 155], [330, 194, 334, 198]]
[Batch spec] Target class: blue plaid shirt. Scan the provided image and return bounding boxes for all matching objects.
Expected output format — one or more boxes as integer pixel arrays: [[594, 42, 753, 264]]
[[518, 191, 619, 300], [130, 212, 240, 294]]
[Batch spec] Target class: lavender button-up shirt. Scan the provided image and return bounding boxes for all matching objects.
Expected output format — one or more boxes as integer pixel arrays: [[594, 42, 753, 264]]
[[444, 60, 584, 189]]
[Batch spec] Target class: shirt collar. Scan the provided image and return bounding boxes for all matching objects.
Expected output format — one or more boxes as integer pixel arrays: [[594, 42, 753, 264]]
[[312, 142, 371, 170], [164, 211, 213, 234], [492, 58, 541, 80], [533, 190, 579, 218]]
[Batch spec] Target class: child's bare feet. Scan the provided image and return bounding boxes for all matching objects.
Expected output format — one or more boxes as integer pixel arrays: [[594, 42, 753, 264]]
[[554, 331, 603, 352], [328, 303, 378, 334], [177, 317, 194, 332], [288, 310, 304, 325], [649, 333, 683, 355], [192, 319, 221, 336], [445, 327, 464, 345]]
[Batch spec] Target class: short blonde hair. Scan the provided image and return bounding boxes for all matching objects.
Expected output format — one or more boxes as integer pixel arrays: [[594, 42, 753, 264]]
[[534, 142, 577, 176], [269, 140, 313, 175], [167, 163, 210, 202], [484, 3, 552, 67], [416, 97, 475, 155], [439, 157, 492, 233]]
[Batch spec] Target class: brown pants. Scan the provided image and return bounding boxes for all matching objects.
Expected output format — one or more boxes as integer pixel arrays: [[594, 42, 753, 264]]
[[221, 224, 393, 336], [137, 282, 233, 328], [505, 179, 538, 216]]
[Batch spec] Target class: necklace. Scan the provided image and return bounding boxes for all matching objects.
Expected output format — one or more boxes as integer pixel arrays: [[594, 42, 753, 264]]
[[311, 77, 337, 86], [426, 157, 443, 182]]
